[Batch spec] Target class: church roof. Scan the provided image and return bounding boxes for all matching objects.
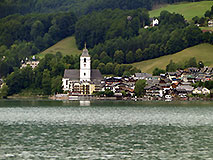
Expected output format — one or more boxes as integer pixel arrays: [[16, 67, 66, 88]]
[[64, 69, 79, 80], [81, 43, 90, 57], [63, 69, 103, 81], [91, 69, 103, 81]]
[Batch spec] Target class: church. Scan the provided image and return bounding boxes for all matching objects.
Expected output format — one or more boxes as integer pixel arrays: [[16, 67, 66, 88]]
[[62, 44, 104, 95]]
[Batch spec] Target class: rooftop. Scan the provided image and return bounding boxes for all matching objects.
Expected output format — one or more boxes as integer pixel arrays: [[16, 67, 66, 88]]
[[63, 69, 103, 81]]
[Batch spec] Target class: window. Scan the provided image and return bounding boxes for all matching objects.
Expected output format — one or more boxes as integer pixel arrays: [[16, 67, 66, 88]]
[[84, 73, 86, 76], [84, 64, 86, 67], [84, 58, 86, 62], [66, 80, 68, 85]]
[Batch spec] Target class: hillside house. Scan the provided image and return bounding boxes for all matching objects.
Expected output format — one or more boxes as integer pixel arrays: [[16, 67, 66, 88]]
[[0, 79, 3, 89], [20, 56, 39, 69], [153, 19, 159, 26], [149, 18, 159, 27], [208, 19, 213, 27], [193, 87, 210, 95]]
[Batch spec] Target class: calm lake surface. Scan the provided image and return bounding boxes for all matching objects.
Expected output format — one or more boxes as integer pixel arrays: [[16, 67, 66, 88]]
[[0, 100, 213, 159]]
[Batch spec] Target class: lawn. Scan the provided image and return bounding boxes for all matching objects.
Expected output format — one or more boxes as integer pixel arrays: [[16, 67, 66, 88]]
[[200, 26, 213, 31], [150, 1, 213, 21], [37, 36, 81, 58], [132, 43, 213, 74]]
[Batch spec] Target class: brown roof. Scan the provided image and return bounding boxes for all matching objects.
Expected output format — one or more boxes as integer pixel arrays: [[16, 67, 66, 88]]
[[63, 69, 103, 81]]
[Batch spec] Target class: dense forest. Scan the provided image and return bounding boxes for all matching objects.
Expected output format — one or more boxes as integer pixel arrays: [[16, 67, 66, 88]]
[[0, 0, 203, 18], [0, 12, 77, 77], [0, 0, 213, 96], [77, 9, 213, 65]]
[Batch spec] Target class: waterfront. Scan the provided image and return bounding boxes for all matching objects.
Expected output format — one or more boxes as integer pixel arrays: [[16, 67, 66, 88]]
[[0, 100, 213, 159]]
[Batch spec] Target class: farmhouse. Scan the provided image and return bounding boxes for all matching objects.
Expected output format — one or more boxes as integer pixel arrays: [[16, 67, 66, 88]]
[[208, 19, 213, 27], [20, 56, 39, 69], [0, 79, 3, 89], [62, 44, 104, 95]]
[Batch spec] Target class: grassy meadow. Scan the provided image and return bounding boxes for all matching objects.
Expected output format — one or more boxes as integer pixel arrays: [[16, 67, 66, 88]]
[[150, 1, 213, 21], [37, 36, 81, 58], [200, 27, 213, 31], [132, 43, 213, 74]]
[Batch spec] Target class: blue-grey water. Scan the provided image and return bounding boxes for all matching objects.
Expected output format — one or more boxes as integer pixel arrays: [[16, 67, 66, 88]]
[[0, 100, 213, 159]]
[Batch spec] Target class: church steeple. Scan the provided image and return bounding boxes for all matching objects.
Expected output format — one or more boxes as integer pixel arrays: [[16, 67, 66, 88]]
[[81, 43, 90, 57], [80, 42, 91, 82]]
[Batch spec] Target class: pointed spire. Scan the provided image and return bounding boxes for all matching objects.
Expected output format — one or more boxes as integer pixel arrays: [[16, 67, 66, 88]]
[[81, 42, 90, 57]]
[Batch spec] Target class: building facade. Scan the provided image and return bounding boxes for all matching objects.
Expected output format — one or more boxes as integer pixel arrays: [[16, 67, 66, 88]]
[[62, 45, 103, 95]]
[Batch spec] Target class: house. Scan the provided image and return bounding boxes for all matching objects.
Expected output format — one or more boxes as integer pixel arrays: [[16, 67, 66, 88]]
[[149, 18, 159, 27], [134, 73, 152, 80], [193, 87, 210, 95], [62, 44, 104, 95], [151, 18, 159, 27], [208, 19, 213, 27], [20, 56, 39, 69], [147, 76, 160, 86], [166, 72, 177, 81], [144, 85, 163, 97], [175, 85, 194, 94], [0, 79, 3, 89], [153, 19, 159, 26]]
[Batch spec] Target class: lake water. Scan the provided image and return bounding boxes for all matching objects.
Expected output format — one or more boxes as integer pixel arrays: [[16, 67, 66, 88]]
[[0, 100, 213, 159]]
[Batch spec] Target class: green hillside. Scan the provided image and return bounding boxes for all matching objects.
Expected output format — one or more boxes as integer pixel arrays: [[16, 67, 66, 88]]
[[37, 36, 81, 58], [132, 43, 213, 74], [150, 1, 213, 21]]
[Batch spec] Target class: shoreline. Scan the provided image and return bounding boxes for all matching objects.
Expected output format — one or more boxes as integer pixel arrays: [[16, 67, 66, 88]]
[[2, 94, 212, 102]]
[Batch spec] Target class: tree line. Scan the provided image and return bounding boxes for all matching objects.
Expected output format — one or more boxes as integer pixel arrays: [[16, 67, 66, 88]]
[[192, 5, 213, 26], [153, 57, 205, 76], [0, 0, 203, 18], [0, 12, 77, 77], [3, 52, 139, 96], [76, 10, 213, 69]]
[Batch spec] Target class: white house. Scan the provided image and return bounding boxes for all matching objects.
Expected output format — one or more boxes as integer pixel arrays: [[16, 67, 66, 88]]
[[208, 19, 213, 27], [153, 19, 159, 27], [193, 87, 210, 95], [20, 56, 39, 69], [0, 79, 3, 89]]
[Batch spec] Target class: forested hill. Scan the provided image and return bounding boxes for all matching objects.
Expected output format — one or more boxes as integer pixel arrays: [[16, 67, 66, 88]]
[[0, 0, 213, 96], [0, 0, 203, 18]]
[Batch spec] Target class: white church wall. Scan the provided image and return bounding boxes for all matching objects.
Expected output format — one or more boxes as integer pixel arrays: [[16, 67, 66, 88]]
[[80, 56, 91, 82]]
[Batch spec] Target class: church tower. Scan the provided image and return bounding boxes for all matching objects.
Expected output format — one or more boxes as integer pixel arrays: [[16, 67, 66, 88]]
[[80, 43, 91, 82]]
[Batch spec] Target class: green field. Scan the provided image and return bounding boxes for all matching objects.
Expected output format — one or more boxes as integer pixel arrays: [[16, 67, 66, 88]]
[[150, 1, 213, 21], [200, 27, 213, 31], [37, 36, 81, 58], [132, 43, 213, 74]]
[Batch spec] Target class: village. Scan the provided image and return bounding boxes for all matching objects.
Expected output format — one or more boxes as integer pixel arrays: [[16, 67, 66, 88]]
[[0, 44, 212, 101], [57, 67, 213, 101], [55, 45, 212, 101]]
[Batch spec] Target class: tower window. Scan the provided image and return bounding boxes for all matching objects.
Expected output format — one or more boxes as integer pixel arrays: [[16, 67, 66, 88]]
[[84, 64, 86, 67], [84, 73, 86, 76], [84, 58, 86, 62]]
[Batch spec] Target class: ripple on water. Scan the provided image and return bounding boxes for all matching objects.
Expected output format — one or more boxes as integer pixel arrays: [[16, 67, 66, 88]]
[[0, 101, 213, 159]]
